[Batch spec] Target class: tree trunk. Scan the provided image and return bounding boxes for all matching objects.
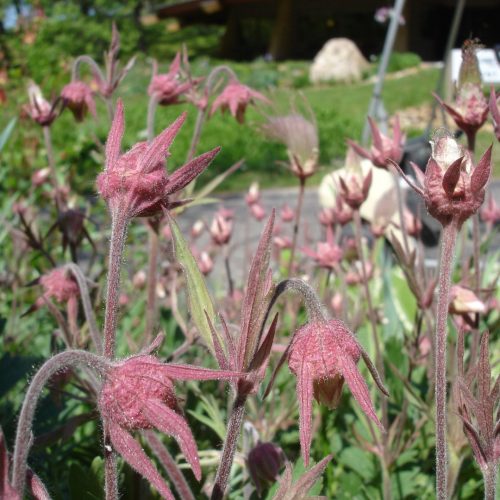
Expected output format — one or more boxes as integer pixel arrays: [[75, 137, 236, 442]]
[[268, 0, 295, 60]]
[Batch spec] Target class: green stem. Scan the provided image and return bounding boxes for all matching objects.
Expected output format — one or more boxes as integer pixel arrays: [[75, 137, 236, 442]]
[[288, 177, 306, 276]]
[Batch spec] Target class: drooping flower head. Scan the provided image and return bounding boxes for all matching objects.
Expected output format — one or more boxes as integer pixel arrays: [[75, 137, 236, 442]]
[[211, 79, 269, 124], [392, 134, 492, 228], [347, 116, 405, 168], [148, 53, 193, 106], [302, 225, 343, 270], [480, 193, 500, 225], [96, 100, 219, 218], [210, 211, 232, 246], [337, 147, 373, 209], [24, 81, 59, 127], [286, 318, 387, 465], [40, 268, 79, 304], [280, 204, 294, 223], [61, 81, 96, 121], [99, 355, 240, 499], [247, 441, 285, 494]]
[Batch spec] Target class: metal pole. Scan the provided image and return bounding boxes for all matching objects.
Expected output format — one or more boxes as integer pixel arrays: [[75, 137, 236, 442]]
[[362, 0, 406, 144]]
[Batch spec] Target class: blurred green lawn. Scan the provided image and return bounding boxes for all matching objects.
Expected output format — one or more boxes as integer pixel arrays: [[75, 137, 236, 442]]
[[1, 60, 498, 196]]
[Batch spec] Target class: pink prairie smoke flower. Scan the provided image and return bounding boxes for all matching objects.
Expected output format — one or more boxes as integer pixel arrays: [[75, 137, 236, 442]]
[[489, 86, 500, 141], [31, 167, 51, 186], [318, 207, 336, 226], [99, 355, 240, 499], [24, 81, 59, 126], [247, 442, 285, 494], [392, 135, 492, 228], [333, 195, 354, 226], [40, 268, 79, 303], [449, 285, 486, 315], [210, 212, 232, 245], [435, 41, 488, 142], [148, 54, 192, 106], [480, 194, 500, 225], [302, 225, 343, 270], [274, 235, 292, 250], [245, 182, 260, 206], [61, 81, 96, 121], [211, 79, 269, 124], [191, 219, 205, 238], [348, 116, 405, 168], [287, 319, 387, 464], [280, 204, 294, 222], [345, 261, 373, 285], [197, 251, 214, 275], [262, 112, 319, 180], [250, 202, 266, 221], [96, 100, 220, 218], [338, 148, 373, 209]]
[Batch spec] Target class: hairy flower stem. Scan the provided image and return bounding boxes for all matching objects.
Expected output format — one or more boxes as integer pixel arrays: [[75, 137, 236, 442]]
[[143, 96, 160, 343], [353, 210, 390, 498], [288, 177, 306, 276], [211, 394, 247, 500], [11, 350, 108, 494], [144, 431, 195, 500], [42, 125, 62, 212], [103, 211, 128, 358], [104, 432, 118, 500], [186, 107, 207, 163], [483, 465, 498, 500], [224, 244, 234, 297], [434, 219, 459, 500]]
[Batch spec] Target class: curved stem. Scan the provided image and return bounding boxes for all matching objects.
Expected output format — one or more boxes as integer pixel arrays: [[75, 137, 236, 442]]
[[42, 125, 62, 212], [11, 350, 108, 494], [72, 55, 106, 84], [211, 393, 247, 500], [186, 107, 207, 163], [288, 177, 306, 276], [205, 65, 238, 93], [103, 211, 128, 359], [64, 263, 103, 353], [434, 219, 459, 500]]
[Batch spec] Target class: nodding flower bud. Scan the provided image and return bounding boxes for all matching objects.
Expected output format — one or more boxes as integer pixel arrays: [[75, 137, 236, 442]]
[[338, 148, 373, 209], [96, 100, 219, 219], [286, 318, 387, 465], [191, 219, 205, 238], [211, 79, 269, 124], [245, 182, 260, 206], [348, 116, 405, 168], [99, 355, 240, 499], [302, 226, 343, 270], [250, 202, 266, 221], [333, 195, 354, 226], [489, 86, 500, 141], [197, 251, 214, 275], [24, 81, 59, 127], [247, 442, 285, 494], [280, 204, 295, 223], [31, 167, 51, 187], [40, 268, 79, 304], [61, 81, 96, 121], [480, 194, 500, 225], [210, 212, 232, 245], [148, 53, 192, 106]]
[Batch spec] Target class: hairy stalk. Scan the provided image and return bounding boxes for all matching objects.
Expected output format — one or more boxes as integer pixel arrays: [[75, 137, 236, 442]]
[[472, 214, 481, 291], [434, 220, 459, 500], [11, 350, 108, 494], [143, 96, 160, 343], [223, 245, 234, 297], [483, 465, 498, 500], [144, 431, 195, 500], [288, 177, 306, 276], [71, 55, 106, 83], [64, 263, 103, 353], [42, 125, 62, 212], [144, 227, 159, 343], [103, 429, 118, 500], [103, 210, 128, 358], [211, 394, 247, 500], [186, 106, 207, 163], [352, 210, 390, 499]]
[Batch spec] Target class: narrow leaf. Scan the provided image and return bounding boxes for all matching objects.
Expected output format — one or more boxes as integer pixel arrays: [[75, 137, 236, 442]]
[[169, 216, 219, 354]]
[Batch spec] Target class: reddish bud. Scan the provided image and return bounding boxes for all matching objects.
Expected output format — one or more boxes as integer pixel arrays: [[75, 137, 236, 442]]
[[61, 81, 96, 121]]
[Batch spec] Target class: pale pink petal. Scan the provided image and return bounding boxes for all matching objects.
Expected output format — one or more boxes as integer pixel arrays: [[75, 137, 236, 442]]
[[108, 423, 174, 500], [143, 401, 201, 481]]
